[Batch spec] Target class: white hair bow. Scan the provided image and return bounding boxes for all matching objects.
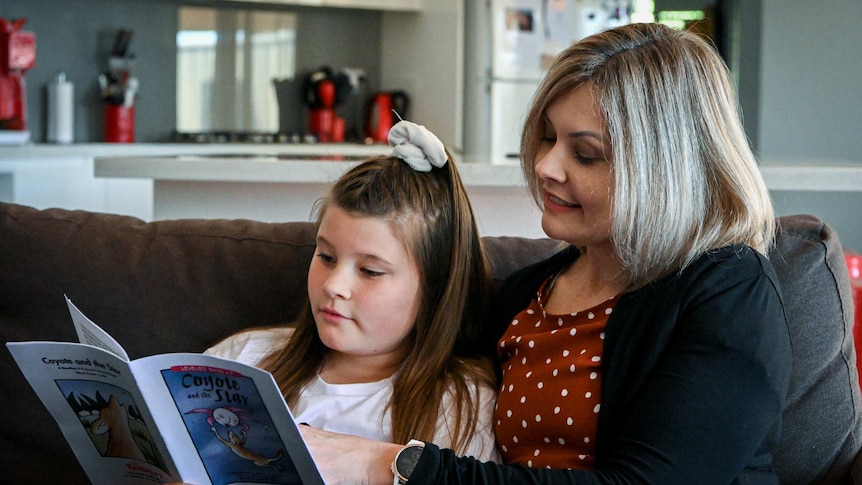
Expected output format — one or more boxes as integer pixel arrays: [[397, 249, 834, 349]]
[[388, 120, 448, 172]]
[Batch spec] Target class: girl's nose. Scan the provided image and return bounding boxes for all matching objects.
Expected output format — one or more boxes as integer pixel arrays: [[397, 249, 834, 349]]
[[322, 267, 351, 299]]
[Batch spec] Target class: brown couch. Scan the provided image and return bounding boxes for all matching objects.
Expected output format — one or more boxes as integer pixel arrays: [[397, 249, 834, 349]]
[[1, 202, 860, 484]]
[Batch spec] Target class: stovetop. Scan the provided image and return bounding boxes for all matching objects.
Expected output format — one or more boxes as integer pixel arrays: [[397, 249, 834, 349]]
[[171, 131, 315, 144]]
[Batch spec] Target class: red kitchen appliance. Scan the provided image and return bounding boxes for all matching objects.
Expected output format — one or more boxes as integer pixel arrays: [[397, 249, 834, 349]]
[[364, 91, 409, 144], [0, 18, 36, 131], [303, 66, 350, 143], [309, 79, 336, 142], [364, 93, 392, 144]]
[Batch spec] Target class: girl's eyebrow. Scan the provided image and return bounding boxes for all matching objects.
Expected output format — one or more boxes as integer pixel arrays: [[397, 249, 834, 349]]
[[315, 234, 395, 267]]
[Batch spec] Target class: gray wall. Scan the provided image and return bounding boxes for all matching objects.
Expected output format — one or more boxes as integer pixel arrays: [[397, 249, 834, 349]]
[[4, 0, 177, 142], [2, 0, 382, 142], [758, 0, 862, 161], [756, 0, 862, 252]]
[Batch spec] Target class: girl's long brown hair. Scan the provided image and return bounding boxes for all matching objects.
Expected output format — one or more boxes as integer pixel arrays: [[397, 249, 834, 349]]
[[259, 153, 495, 453]]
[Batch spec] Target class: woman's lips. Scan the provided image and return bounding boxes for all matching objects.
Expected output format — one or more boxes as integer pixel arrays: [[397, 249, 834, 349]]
[[544, 192, 579, 210]]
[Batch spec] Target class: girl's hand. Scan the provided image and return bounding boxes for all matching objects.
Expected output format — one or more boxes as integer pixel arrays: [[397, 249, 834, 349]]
[[300, 424, 404, 485]]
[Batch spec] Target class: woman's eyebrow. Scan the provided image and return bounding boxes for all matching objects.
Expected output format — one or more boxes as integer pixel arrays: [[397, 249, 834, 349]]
[[568, 131, 607, 143]]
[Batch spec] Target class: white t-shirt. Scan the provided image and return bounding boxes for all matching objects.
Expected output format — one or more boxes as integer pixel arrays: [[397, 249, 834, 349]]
[[206, 327, 501, 462]]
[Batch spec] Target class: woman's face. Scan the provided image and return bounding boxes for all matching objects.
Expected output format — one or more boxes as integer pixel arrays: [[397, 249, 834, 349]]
[[534, 83, 614, 248], [308, 206, 421, 368]]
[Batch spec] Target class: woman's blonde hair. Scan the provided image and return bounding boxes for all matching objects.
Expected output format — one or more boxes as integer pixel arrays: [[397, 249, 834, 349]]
[[259, 154, 494, 454], [521, 22, 775, 288]]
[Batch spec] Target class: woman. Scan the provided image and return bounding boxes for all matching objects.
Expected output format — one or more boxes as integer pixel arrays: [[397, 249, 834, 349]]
[[300, 22, 792, 484]]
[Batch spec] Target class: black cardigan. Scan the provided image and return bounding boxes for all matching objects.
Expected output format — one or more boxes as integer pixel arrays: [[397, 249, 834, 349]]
[[410, 245, 792, 484]]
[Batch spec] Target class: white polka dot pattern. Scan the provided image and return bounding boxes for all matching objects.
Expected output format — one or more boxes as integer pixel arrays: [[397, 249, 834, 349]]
[[495, 280, 618, 470]]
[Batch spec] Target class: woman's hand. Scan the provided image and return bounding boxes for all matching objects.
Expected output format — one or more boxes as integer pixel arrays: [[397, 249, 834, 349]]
[[300, 425, 404, 485]]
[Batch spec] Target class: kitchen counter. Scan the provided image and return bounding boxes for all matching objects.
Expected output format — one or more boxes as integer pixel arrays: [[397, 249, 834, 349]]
[[93, 152, 527, 187], [5, 144, 860, 192], [92, 151, 862, 192], [91, 151, 862, 239], [0, 142, 393, 159], [90, 147, 540, 236]]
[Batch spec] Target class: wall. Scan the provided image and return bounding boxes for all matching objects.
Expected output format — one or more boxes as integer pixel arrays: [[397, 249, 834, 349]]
[[757, 0, 862, 252], [381, 0, 464, 150], [4, 0, 176, 143], [758, 0, 862, 161], [3, 0, 383, 143]]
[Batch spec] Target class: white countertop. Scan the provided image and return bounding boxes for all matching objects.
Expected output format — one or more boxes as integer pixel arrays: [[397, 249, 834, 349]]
[[3, 143, 862, 192], [94, 153, 528, 188], [0, 142, 393, 158], [96, 150, 862, 192]]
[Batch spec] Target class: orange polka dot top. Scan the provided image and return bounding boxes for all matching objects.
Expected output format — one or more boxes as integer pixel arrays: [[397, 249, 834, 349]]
[[494, 275, 618, 470]]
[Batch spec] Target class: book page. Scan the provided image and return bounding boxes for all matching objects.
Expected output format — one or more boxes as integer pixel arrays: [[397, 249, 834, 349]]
[[132, 352, 324, 485], [6, 341, 181, 485], [66, 295, 130, 361]]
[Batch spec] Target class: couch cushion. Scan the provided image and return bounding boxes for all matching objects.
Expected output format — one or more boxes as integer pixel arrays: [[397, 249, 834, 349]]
[[770, 215, 862, 483], [1, 203, 318, 483], [0, 204, 319, 355]]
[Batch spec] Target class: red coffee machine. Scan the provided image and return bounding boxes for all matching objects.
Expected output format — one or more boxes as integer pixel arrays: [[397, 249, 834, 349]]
[[303, 66, 349, 143], [0, 18, 36, 131]]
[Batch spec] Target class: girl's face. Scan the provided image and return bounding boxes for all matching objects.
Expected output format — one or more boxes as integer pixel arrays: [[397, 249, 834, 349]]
[[308, 205, 421, 369], [534, 83, 614, 249]]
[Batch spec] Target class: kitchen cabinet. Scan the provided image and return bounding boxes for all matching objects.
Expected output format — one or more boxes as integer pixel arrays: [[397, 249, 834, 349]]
[[0, 153, 152, 220], [0, 143, 388, 222], [226, 0, 323, 6], [324, 0, 420, 10], [224, 0, 421, 11]]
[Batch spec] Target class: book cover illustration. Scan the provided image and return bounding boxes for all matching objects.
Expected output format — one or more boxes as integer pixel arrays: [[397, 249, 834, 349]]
[[161, 364, 303, 485], [55, 379, 170, 474]]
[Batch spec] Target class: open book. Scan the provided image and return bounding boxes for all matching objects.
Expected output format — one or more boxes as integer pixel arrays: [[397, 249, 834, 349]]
[[6, 296, 324, 485]]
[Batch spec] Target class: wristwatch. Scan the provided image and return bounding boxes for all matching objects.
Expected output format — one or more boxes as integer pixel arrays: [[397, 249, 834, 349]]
[[392, 439, 425, 485]]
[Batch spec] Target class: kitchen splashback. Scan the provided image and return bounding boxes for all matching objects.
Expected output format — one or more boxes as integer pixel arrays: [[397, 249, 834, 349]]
[[176, 6, 297, 134], [7, 0, 382, 143]]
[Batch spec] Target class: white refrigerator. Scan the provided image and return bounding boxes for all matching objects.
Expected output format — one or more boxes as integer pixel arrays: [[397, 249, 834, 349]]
[[464, 0, 631, 163]]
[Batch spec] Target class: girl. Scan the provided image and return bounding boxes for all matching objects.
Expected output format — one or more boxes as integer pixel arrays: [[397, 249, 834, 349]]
[[206, 120, 500, 461]]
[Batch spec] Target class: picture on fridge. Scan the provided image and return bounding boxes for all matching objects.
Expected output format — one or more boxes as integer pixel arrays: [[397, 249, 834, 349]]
[[484, 0, 632, 162]]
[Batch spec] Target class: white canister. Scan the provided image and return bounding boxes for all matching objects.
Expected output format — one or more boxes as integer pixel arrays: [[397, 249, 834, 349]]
[[47, 72, 74, 144]]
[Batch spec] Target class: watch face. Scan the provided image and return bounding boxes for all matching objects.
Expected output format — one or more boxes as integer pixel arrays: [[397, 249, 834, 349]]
[[396, 445, 424, 479]]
